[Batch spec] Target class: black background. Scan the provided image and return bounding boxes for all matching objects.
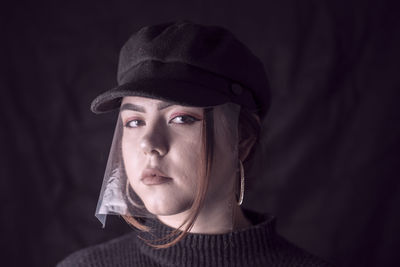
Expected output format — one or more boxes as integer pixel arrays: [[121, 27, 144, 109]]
[[2, 0, 400, 266]]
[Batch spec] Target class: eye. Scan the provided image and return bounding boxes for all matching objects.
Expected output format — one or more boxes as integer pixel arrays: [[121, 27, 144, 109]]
[[169, 115, 200, 125], [124, 119, 145, 128]]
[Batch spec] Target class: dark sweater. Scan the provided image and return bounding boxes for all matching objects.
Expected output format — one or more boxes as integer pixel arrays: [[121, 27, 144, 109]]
[[57, 212, 332, 267]]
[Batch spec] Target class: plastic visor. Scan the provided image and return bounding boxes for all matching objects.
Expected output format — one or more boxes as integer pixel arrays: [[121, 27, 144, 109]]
[[95, 101, 241, 230]]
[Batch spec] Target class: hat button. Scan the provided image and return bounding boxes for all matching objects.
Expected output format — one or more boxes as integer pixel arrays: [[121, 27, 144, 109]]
[[231, 83, 243, 95]]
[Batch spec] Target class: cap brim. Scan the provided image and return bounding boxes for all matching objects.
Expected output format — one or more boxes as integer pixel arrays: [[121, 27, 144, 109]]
[[91, 79, 232, 114]]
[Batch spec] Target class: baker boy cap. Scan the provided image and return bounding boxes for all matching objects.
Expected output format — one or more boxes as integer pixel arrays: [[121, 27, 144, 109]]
[[91, 20, 270, 118]]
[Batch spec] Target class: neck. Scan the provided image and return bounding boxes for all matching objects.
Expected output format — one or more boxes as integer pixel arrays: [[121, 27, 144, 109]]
[[157, 200, 251, 234]]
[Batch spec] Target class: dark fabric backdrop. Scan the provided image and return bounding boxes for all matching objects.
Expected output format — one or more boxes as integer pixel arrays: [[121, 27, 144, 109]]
[[2, 0, 399, 266]]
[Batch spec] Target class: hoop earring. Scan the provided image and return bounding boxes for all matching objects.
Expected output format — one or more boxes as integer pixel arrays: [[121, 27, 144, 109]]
[[238, 160, 245, 205]]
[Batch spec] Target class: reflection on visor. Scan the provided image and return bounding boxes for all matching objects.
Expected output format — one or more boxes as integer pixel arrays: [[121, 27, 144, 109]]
[[98, 169, 128, 215]]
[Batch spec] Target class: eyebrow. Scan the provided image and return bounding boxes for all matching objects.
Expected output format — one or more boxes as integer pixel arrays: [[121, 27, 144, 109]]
[[120, 102, 174, 113]]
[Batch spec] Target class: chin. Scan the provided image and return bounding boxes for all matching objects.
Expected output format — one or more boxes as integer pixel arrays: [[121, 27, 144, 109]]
[[142, 195, 193, 216]]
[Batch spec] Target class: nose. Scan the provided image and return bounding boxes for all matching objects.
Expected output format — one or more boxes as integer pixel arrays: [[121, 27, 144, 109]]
[[140, 122, 169, 157]]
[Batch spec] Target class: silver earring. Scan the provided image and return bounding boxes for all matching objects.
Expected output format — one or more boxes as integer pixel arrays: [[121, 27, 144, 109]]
[[238, 160, 245, 205]]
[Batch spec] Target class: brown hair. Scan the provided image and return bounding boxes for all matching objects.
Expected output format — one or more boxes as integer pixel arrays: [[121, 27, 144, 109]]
[[121, 107, 261, 248]]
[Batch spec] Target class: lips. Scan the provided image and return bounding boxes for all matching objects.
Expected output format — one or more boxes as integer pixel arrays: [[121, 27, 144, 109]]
[[140, 168, 172, 185]]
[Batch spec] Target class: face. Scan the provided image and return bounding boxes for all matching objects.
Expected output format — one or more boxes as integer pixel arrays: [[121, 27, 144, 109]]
[[120, 96, 239, 217]]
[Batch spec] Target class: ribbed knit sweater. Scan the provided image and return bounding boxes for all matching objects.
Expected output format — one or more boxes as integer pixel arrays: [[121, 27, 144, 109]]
[[57, 211, 332, 267]]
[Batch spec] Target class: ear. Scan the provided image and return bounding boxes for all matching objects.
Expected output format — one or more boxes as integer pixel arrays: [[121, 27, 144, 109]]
[[238, 111, 261, 163], [239, 135, 258, 163]]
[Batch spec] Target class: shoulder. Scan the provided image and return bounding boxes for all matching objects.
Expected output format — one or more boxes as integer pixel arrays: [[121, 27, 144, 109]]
[[244, 210, 333, 266], [56, 232, 138, 267], [272, 234, 334, 267]]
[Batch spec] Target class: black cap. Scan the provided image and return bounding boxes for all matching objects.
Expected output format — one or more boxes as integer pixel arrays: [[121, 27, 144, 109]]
[[90, 20, 270, 118]]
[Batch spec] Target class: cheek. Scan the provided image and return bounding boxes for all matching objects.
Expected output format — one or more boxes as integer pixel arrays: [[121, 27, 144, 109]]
[[166, 125, 203, 183], [168, 138, 202, 187], [121, 137, 144, 182]]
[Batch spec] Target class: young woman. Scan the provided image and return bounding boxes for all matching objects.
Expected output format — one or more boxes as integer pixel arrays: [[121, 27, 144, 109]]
[[58, 20, 332, 267]]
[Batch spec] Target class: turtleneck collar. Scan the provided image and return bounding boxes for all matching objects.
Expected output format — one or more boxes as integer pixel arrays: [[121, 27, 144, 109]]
[[135, 210, 279, 266]]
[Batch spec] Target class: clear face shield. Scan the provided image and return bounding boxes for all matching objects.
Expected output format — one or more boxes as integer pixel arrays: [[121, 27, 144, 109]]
[[95, 96, 241, 233]]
